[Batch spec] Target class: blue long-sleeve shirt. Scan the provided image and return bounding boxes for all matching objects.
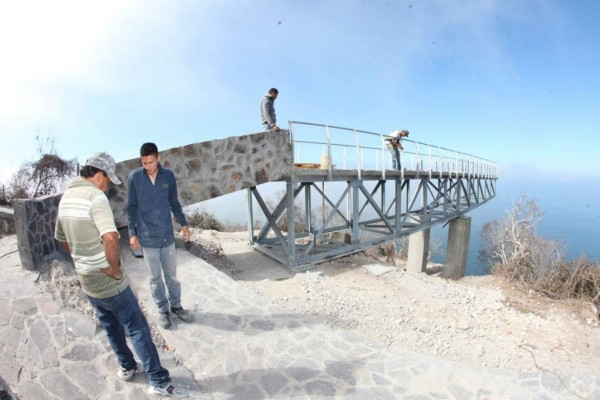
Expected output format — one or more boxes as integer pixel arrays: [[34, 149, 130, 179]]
[[126, 164, 187, 248]]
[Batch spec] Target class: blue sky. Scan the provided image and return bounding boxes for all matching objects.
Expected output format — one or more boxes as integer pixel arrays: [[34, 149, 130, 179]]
[[1, 0, 599, 183]]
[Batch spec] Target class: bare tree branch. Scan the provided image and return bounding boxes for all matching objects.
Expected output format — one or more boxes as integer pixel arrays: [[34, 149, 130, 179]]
[[481, 194, 599, 301]]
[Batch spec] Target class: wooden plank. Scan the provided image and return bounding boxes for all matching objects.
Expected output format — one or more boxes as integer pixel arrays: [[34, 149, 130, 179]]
[[294, 163, 322, 169]]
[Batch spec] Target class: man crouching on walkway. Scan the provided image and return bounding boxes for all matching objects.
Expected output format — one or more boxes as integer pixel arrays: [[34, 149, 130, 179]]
[[54, 152, 187, 398]]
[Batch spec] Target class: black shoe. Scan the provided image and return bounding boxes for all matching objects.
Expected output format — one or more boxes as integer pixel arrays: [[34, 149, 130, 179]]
[[159, 312, 171, 328], [170, 307, 192, 322]]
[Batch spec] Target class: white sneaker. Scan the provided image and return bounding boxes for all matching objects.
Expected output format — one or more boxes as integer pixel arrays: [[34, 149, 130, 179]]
[[117, 363, 143, 381], [148, 383, 188, 398]]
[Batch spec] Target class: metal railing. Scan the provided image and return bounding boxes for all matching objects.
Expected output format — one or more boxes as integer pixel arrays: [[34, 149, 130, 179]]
[[288, 121, 499, 179]]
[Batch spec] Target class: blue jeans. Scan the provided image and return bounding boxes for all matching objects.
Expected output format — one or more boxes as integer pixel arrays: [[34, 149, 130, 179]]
[[141, 243, 182, 313], [389, 147, 401, 169], [87, 286, 170, 387]]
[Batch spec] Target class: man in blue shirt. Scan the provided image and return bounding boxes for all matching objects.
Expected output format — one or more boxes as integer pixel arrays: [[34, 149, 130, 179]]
[[127, 142, 192, 329]]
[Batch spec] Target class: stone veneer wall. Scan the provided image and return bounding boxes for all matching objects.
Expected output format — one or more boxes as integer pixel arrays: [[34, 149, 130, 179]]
[[14, 130, 293, 270], [110, 129, 292, 226], [14, 195, 62, 271]]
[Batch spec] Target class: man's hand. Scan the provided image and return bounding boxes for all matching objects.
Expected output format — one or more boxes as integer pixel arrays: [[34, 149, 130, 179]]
[[182, 226, 191, 242], [99, 266, 123, 281], [58, 241, 71, 254], [273, 124, 281, 132], [129, 235, 140, 250], [101, 231, 123, 281]]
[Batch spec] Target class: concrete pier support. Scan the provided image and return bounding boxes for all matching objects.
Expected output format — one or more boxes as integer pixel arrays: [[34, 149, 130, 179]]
[[406, 223, 430, 273], [443, 216, 471, 279]]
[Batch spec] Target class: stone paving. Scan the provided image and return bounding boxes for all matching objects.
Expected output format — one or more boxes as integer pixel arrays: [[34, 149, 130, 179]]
[[1, 234, 600, 399]]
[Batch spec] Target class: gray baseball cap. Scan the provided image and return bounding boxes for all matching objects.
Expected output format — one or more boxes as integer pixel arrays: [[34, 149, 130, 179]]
[[85, 152, 122, 185]]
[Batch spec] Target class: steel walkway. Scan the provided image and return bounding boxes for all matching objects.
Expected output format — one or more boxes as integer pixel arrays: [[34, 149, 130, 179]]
[[247, 122, 499, 270]]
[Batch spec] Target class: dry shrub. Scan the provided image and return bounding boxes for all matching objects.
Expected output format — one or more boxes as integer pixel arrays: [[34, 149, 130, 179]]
[[482, 194, 599, 300], [186, 209, 224, 231], [534, 258, 600, 300], [8, 135, 77, 202]]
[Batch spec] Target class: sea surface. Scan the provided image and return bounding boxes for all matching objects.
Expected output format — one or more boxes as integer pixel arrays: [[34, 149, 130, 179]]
[[431, 173, 600, 275], [187, 174, 600, 276]]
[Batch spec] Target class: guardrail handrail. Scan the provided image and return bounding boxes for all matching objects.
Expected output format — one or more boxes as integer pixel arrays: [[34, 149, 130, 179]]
[[288, 120, 499, 179]]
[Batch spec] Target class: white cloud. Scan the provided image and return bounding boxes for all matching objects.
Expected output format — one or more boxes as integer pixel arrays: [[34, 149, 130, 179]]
[[0, 1, 135, 121]]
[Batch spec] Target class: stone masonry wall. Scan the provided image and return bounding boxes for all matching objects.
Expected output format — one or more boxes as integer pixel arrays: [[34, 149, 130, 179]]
[[14, 130, 292, 270], [14, 195, 62, 271], [110, 129, 292, 226]]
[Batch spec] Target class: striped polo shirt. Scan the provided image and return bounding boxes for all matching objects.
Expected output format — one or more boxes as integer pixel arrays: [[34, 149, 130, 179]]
[[55, 177, 128, 298]]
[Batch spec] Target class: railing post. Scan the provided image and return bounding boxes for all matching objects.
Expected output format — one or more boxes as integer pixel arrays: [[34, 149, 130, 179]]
[[437, 146, 443, 178], [381, 134, 387, 178], [325, 125, 332, 179], [414, 142, 421, 176], [427, 144, 433, 179], [353, 129, 362, 180]]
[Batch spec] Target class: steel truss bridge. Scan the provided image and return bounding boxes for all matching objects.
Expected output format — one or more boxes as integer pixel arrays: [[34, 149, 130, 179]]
[[246, 122, 499, 271]]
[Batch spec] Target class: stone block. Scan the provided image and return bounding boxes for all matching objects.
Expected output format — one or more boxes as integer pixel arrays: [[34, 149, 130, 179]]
[[14, 195, 62, 271]]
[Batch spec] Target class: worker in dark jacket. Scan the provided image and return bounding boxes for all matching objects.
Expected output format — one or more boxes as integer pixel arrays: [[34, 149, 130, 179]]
[[260, 88, 280, 131]]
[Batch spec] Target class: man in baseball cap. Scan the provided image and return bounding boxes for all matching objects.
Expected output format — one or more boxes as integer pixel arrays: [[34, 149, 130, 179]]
[[386, 129, 409, 170], [85, 151, 122, 185]]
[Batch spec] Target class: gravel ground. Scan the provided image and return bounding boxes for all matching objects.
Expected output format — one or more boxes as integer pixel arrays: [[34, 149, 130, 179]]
[[189, 230, 600, 378], [247, 263, 600, 376]]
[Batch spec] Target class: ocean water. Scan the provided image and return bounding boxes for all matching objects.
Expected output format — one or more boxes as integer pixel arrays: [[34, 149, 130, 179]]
[[188, 174, 600, 276], [431, 174, 600, 275]]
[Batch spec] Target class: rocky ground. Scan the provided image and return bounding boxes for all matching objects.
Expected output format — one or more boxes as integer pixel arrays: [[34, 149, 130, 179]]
[[189, 228, 600, 379]]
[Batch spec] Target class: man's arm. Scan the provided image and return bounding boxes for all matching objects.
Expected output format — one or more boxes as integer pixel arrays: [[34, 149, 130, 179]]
[[167, 173, 191, 241], [99, 231, 123, 280], [126, 172, 141, 250], [88, 191, 124, 280], [389, 135, 403, 150]]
